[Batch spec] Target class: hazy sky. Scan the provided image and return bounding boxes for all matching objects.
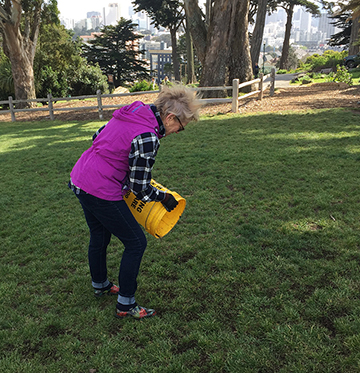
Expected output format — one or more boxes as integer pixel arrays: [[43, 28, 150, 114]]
[[57, 0, 133, 21]]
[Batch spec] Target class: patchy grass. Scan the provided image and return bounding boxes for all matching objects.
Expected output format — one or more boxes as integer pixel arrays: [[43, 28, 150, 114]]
[[1, 108, 360, 372]]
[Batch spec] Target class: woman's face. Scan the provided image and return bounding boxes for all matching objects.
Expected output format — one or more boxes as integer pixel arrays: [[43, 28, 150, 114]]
[[164, 114, 186, 136]]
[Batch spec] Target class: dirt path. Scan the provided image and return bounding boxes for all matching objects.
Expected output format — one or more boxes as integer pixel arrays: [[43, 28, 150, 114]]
[[1, 83, 359, 123]]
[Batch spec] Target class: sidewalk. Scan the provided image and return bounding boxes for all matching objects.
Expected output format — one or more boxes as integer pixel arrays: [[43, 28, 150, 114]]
[[264, 73, 298, 88]]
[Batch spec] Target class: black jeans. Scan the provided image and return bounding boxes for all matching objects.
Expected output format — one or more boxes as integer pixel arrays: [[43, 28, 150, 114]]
[[74, 190, 147, 298]]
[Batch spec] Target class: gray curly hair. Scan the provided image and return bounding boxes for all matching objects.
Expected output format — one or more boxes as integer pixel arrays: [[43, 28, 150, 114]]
[[154, 84, 202, 123]]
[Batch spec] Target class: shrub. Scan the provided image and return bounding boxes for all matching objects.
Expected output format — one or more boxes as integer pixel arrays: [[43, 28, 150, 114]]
[[332, 64, 353, 86], [36, 66, 68, 99], [68, 63, 109, 96], [129, 80, 158, 92], [304, 50, 347, 72], [277, 69, 287, 74]]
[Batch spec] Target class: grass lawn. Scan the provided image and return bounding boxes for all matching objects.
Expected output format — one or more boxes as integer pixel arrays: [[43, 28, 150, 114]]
[[1, 108, 360, 372]]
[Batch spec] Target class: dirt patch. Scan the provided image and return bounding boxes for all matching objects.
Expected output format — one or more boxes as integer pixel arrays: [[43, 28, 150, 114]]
[[1, 83, 359, 123]]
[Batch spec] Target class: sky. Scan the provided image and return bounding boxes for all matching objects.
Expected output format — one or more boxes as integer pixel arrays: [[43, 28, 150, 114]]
[[57, 0, 133, 21]]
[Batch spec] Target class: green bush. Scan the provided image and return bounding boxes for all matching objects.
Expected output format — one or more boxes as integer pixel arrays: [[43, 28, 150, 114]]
[[276, 69, 287, 74], [36, 65, 68, 99], [68, 63, 109, 96], [332, 64, 353, 86], [129, 80, 158, 92], [304, 50, 347, 72]]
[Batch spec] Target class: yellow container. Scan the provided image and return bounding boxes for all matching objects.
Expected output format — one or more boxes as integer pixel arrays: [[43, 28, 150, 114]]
[[123, 179, 186, 238]]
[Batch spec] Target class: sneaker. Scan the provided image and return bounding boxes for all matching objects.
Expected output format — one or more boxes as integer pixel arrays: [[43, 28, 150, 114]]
[[115, 305, 156, 319], [94, 283, 119, 297]]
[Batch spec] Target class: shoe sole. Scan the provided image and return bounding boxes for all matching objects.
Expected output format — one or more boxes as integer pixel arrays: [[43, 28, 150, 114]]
[[114, 311, 156, 320], [94, 292, 118, 297]]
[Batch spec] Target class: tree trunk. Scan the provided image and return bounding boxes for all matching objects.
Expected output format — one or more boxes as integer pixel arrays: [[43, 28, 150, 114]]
[[227, 0, 253, 91], [250, 0, 267, 72], [170, 27, 181, 81], [185, 0, 252, 97], [184, 0, 207, 64], [185, 20, 196, 84], [279, 4, 294, 70], [0, 1, 40, 108], [205, 0, 212, 27], [2, 22, 37, 108], [200, 0, 232, 93], [349, 16, 360, 55]]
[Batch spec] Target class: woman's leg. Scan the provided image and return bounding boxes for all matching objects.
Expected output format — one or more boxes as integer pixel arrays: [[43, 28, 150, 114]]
[[81, 202, 112, 286], [76, 192, 146, 300]]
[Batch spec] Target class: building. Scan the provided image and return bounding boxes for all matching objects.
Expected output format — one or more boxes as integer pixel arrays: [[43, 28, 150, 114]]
[[132, 10, 151, 31], [318, 12, 336, 41], [149, 49, 172, 82], [79, 32, 102, 44], [60, 17, 75, 30], [140, 41, 165, 59], [103, 3, 120, 26]]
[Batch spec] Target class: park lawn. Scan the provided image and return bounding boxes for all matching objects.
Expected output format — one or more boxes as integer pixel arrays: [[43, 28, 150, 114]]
[[1, 108, 360, 372]]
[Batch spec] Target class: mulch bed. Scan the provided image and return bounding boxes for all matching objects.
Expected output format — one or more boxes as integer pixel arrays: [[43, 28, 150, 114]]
[[1, 83, 359, 123]]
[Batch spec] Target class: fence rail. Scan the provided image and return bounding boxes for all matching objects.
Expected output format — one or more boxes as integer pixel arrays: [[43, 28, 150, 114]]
[[0, 69, 276, 122]]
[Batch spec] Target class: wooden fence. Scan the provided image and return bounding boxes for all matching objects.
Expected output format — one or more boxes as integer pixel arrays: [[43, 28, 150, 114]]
[[0, 68, 276, 122]]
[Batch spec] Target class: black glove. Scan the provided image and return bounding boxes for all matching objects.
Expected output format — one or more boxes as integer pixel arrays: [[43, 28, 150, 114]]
[[161, 193, 178, 212]]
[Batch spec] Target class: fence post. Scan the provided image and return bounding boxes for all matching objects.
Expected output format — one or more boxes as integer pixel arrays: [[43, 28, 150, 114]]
[[270, 68, 275, 97], [258, 73, 264, 100], [47, 94, 54, 120], [232, 79, 239, 113], [97, 90, 103, 120], [8, 96, 16, 122]]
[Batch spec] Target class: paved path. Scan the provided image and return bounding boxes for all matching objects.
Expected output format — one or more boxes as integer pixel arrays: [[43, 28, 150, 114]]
[[264, 73, 298, 88]]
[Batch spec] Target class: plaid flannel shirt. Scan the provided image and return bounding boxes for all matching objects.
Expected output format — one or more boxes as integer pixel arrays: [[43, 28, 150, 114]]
[[93, 105, 166, 203]]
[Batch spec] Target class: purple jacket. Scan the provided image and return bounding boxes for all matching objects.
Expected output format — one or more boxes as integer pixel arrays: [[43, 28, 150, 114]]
[[70, 102, 161, 201]]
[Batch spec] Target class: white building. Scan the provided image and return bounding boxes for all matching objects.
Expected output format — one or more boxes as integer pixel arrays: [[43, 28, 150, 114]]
[[132, 10, 151, 31], [103, 3, 120, 26], [60, 17, 75, 30]]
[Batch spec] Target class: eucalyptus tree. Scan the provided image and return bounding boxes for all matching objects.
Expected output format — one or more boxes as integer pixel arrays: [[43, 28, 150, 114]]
[[132, 0, 184, 81], [340, 0, 360, 54], [185, 0, 253, 94], [0, 0, 59, 107], [250, 0, 278, 72], [278, 0, 319, 70]]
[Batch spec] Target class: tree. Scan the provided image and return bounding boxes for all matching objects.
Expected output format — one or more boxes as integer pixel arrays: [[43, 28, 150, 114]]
[[328, 12, 353, 48], [278, 1, 319, 70], [342, 0, 360, 19], [177, 32, 200, 83], [329, 0, 360, 54], [250, 0, 277, 74], [67, 63, 109, 96], [342, 0, 360, 54], [132, 0, 184, 81], [349, 16, 360, 54], [34, 24, 109, 98], [0, 48, 13, 101], [185, 14, 196, 84], [0, 0, 59, 108], [34, 24, 82, 97], [82, 19, 150, 87], [185, 0, 253, 95]]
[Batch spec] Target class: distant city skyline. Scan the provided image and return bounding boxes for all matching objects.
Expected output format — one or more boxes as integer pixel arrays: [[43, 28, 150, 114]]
[[57, 0, 133, 22]]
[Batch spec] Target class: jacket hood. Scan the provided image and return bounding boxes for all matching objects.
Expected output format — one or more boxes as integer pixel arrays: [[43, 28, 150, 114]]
[[113, 101, 154, 124]]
